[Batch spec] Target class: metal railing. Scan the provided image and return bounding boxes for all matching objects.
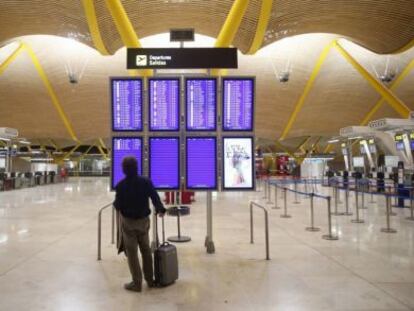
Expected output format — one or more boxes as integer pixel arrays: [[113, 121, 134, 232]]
[[249, 201, 270, 260], [97, 202, 115, 261]]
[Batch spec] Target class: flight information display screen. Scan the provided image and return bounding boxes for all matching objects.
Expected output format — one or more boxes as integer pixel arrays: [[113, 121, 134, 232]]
[[186, 137, 217, 189], [111, 78, 143, 131], [149, 137, 180, 189], [111, 137, 142, 189], [222, 137, 254, 190], [395, 134, 405, 151], [149, 78, 180, 131], [185, 78, 217, 131], [222, 78, 254, 131]]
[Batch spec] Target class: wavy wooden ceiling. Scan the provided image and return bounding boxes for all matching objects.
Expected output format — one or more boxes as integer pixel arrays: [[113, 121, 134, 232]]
[[0, 0, 413, 147]]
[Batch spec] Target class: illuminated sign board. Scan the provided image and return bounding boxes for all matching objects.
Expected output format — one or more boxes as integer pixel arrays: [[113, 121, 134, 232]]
[[111, 78, 143, 131], [186, 137, 217, 190], [395, 134, 405, 151], [149, 137, 180, 189], [149, 78, 180, 131], [222, 78, 254, 131], [223, 137, 254, 190], [185, 78, 217, 131], [111, 137, 142, 189]]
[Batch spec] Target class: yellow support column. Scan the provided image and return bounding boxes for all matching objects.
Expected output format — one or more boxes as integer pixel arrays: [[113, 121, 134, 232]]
[[81, 0, 109, 55], [104, 0, 152, 76], [0, 42, 24, 75], [360, 59, 414, 125], [211, 0, 250, 76], [334, 41, 410, 118], [247, 0, 274, 55], [280, 41, 336, 140]]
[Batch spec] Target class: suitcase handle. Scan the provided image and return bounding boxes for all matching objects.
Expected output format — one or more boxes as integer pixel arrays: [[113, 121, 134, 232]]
[[155, 213, 166, 247]]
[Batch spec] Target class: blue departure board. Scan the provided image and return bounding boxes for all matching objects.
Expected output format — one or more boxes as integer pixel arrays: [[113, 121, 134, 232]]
[[149, 78, 180, 131], [186, 78, 217, 131], [111, 137, 142, 189], [186, 137, 217, 189], [222, 78, 254, 131], [111, 78, 143, 131], [149, 137, 180, 189]]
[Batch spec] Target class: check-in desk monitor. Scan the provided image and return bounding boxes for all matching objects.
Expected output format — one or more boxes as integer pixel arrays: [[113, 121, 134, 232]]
[[111, 137, 142, 189], [149, 137, 180, 189], [111, 78, 143, 131], [186, 137, 217, 190]]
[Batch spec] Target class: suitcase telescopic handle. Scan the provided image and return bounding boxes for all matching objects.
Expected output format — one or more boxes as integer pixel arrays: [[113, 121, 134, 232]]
[[155, 212, 166, 246]]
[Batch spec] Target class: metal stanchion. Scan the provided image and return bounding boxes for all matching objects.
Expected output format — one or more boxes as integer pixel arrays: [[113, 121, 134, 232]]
[[351, 189, 364, 223], [111, 206, 115, 244], [381, 195, 397, 233], [266, 180, 273, 205], [262, 177, 268, 199], [280, 188, 291, 218], [293, 180, 300, 204], [343, 187, 353, 216], [360, 183, 367, 209], [97, 203, 114, 261], [306, 193, 320, 232], [369, 182, 376, 203], [332, 186, 345, 216], [322, 197, 339, 240], [407, 189, 414, 221], [304, 179, 309, 193], [249, 201, 270, 260], [273, 185, 281, 209]]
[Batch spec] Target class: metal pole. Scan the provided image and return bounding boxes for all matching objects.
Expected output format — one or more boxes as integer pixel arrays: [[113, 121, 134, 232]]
[[322, 197, 339, 240], [407, 189, 414, 221], [263, 177, 268, 199], [351, 189, 364, 223], [381, 195, 397, 233], [344, 187, 352, 215], [264, 208, 270, 260], [360, 185, 367, 209], [293, 180, 300, 204], [306, 193, 320, 232], [206, 191, 215, 253], [273, 185, 281, 209], [98, 210, 102, 261], [111, 206, 115, 244], [266, 180, 272, 204], [249, 202, 270, 260], [281, 188, 291, 218], [250, 203, 254, 244]]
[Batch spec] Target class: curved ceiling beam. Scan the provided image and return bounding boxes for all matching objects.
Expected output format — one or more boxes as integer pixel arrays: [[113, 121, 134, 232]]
[[81, 0, 109, 56], [334, 41, 410, 118], [247, 0, 274, 55], [0, 42, 80, 142], [104, 0, 152, 76], [360, 59, 414, 125], [279, 41, 336, 140], [211, 0, 250, 76]]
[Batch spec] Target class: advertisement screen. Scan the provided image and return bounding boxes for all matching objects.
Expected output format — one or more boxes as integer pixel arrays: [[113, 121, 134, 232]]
[[149, 137, 180, 189], [111, 78, 143, 131], [149, 78, 180, 131], [352, 157, 365, 168], [223, 137, 254, 190], [111, 137, 142, 189], [186, 137, 217, 189], [222, 78, 254, 131], [185, 78, 217, 131]]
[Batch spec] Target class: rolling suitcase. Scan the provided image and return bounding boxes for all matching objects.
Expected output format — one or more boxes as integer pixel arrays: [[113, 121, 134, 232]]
[[154, 215, 179, 287]]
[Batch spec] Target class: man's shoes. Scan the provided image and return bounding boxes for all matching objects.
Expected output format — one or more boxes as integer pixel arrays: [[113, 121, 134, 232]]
[[124, 281, 142, 292]]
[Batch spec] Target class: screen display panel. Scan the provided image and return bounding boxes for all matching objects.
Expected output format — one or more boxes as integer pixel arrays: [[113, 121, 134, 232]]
[[149, 78, 180, 131], [185, 78, 217, 131], [223, 137, 254, 190], [352, 156, 365, 168], [149, 137, 180, 189], [111, 137, 142, 189], [395, 134, 405, 151], [111, 78, 143, 131], [186, 137, 217, 190], [222, 78, 254, 131], [385, 155, 399, 167]]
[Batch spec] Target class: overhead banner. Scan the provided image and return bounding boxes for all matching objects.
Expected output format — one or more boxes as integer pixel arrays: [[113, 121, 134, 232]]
[[127, 48, 238, 69]]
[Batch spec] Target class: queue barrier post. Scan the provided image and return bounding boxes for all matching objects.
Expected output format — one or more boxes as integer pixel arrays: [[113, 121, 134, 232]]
[[381, 195, 397, 233], [263, 177, 268, 199], [249, 201, 270, 260], [344, 187, 353, 216], [97, 203, 115, 261], [306, 193, 320, 232], [266, 179, 273, 205], [407, 189, 414, 221], [351, 189, 364, 224], [273, 185, 281, 209], [332, 185, 345, 216], [280, 188, 292, 218], [293, 180, 300, 204], [322, 196, 339, 240]]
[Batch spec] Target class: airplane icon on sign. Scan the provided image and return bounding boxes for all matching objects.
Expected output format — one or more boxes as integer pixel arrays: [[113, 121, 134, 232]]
[[136, 55, 148, 66]]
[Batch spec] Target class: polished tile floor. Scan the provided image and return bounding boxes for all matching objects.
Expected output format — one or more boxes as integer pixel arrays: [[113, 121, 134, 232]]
[[0, 177, 413, 310]]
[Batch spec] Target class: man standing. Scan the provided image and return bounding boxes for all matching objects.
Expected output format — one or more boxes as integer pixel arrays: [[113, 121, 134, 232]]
[[114, 156, 166, 292]]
